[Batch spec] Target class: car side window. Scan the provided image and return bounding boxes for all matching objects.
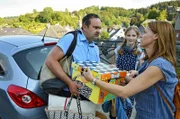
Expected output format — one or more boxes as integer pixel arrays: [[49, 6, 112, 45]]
[[26, 47, 50, 73], [13, 46, 54, 79], [0, 54, 7, 77], [0, 64, 5, 76]]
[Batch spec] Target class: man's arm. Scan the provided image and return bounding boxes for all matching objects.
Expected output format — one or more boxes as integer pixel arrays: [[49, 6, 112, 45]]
[[45, 46, 80, 95]]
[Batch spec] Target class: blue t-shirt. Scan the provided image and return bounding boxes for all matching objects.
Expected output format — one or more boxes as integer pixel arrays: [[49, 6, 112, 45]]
[[135, 57, 178, 119], [56, 30, 100, 91], [56, 29, 100, 62]]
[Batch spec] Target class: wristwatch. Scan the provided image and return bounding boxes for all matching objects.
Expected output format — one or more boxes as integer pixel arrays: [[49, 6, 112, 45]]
[[92, 78, 97, 85]]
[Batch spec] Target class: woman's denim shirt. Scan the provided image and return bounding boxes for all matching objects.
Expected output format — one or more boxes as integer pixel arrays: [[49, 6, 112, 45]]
[[135, 57, 178, 119]]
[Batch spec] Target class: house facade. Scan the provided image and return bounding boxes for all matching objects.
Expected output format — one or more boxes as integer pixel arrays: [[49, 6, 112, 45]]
[[0, 27, 33, 36], [38, 24, 67, 38], [109, 28, 126, 41]]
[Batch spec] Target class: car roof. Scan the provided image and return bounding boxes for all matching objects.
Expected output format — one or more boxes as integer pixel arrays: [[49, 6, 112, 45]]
[[0, 35, 58, 55], [0, 35, 58, 47]]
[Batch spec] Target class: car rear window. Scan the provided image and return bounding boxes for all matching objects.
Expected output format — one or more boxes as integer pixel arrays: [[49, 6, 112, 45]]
[[13, 45, 54, 79]]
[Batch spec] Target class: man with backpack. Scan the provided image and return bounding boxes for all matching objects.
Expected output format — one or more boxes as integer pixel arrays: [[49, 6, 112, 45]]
[[41, 13, 104, 117]]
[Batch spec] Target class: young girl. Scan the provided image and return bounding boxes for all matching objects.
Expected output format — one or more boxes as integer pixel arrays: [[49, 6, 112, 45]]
[[115, 26, 142, 73], [114, 26, 142, 119]]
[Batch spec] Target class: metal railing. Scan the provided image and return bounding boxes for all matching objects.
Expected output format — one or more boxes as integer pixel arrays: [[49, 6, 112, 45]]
[[95, 40, 122, 64]]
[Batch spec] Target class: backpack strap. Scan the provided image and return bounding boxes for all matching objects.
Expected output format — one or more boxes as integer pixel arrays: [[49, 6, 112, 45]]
[[155, 84, 174, 113], [64, 30, 82, 58], [37, 30, 81, 79]]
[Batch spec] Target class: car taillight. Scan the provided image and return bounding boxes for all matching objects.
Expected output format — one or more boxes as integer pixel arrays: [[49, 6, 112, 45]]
[[7, 85, 46, 108], [44, 42, 57, 46]]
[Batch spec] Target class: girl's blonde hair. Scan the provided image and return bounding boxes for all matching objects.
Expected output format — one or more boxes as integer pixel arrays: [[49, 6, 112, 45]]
[[118, 26, 141, 55], [146, 21, 176, 67]]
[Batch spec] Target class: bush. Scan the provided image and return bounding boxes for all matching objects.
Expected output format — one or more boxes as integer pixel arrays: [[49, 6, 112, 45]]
[[176, 67, 180, 77]]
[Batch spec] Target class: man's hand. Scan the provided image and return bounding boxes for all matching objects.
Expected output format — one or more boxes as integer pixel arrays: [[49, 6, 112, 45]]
[[68, 82, 81, 96]]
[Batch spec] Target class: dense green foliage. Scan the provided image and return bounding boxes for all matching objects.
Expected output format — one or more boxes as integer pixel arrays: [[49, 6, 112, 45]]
[[176, 67, 180, 77], [0, 1, 179, 35], [100, 31, 110, 40]]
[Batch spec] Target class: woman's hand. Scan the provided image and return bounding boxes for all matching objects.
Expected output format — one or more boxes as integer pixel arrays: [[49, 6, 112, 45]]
[[125, 70, 138, 83], [82, 68, 94, 82], [127, 70, 138, 77]]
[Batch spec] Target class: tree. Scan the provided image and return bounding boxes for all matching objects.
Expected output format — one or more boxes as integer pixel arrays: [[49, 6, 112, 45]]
[[33, 9, 38, 14], [65, 8, 70, 15], [131, 13, 145, 26], [100, 31, 110, 40], [122, 21, 129, 27], [157, 10, 167, 20], [130, 17, 138, 26], [0, 18, 5, 25], [19, 15, 30, 23], [148, 7, 159, 19], [39, 7, 54, 23]]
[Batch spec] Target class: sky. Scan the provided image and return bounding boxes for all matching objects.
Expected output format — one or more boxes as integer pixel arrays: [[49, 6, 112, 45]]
[[0, 0, 172, 18]]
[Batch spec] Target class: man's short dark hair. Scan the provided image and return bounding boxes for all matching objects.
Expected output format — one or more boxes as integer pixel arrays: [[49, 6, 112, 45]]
[[82, 13, 100, 27]]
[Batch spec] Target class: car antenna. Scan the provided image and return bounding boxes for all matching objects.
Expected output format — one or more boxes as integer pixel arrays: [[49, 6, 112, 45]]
[[41, 23, 50, 42]]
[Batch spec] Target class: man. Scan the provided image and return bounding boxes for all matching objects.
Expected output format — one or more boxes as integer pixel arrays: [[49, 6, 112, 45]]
[[45, 13, 101, 96], [45, 13, 103, 117]]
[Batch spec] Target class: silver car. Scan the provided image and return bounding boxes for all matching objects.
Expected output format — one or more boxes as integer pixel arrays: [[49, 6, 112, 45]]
[[0, 35, 58, 119]]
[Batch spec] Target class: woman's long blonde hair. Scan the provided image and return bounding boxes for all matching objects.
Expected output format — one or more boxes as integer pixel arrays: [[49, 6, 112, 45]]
[[118, 26, 141, 55], [147, 21, 176, 67]]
